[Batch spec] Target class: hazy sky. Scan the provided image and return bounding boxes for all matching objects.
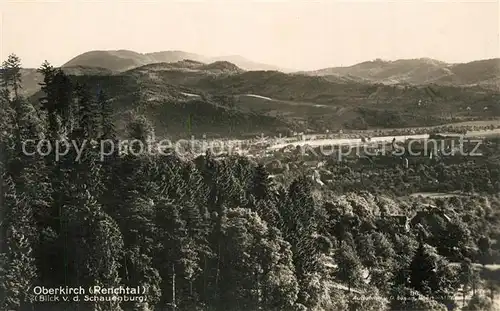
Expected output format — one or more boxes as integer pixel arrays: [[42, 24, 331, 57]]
[[1, 0, 499, 70]]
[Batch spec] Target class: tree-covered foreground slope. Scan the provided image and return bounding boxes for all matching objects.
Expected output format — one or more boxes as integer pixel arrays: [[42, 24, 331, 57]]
[[1, 54, 500, 311]]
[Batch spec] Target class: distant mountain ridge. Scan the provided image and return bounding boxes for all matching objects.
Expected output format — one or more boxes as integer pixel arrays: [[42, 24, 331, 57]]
[[302, 58, 500, 90], [17, 51, 500, 101], [61, 50, 500, 89], [62, 49, 288, 72]]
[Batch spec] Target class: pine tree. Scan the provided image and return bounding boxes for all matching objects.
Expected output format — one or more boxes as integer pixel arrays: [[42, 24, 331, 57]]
[[409, 242, 458, 306], [0, 88, 14, 139], [218, 208, 299, 311], [1, 54, 22, 99], [98, 89, 115, 140], [0, 56, 32, 158], [75, 82, 99, 138], [334, 243, 364, 292], [51, 69, 73, 136], [154, 199, 187, 309], [126, 115, 153, 143], [38, 61, 57, 138], [279, 176, 320, 278], [459, 258, 476, 305], [114, 191, 162, 310], [409, 243, 438, 296], [478, 236, 492, 266], [38, 64, 73, 140], [356, 233, 376, 269], [0, 177, 37, 311], [251, 164, 270, 200], [71, 190, 125, 311]]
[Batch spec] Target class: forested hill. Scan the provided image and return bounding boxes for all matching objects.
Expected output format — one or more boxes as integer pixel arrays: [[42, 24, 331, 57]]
[[17, 56, 500, 138], [303, 58, 500, 90], [2, 53, 500, 311]]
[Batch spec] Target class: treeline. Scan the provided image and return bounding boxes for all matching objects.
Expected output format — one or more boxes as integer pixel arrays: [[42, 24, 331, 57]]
[[1, 54, 500, 311]]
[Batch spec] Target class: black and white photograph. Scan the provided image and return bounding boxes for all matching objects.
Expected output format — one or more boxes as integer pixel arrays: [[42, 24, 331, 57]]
[[0, 0, 499, 310]]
